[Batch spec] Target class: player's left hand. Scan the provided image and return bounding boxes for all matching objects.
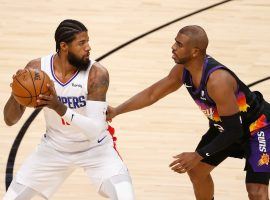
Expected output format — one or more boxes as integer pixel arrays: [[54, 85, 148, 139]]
[[106, 106, 117, 122], [169, 152, 203, 174]]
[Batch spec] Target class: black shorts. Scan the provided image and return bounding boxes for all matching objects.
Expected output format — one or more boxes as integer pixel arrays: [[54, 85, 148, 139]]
[[196, 125, 270, 185]]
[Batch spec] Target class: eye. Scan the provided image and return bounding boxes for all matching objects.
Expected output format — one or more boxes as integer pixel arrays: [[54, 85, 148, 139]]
[[175, 41, 182, 48], [79, 40, 87, 46], [177, 42, 183, 47]]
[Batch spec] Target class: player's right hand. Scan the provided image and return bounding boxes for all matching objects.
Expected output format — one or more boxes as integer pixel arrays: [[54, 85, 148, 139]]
[[106, 106, 117, 122]]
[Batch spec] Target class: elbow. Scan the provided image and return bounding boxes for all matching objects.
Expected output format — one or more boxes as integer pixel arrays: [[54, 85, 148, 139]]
[[4, 112, 17, 126], [4, 103, 21, 126], [4, 110, 19, 126], [4, 117, 15, 126]]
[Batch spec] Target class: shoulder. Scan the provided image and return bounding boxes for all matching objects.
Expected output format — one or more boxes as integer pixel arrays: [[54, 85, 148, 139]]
[[168, 64, 185, 84], [169, 64, 184, 78], [87, 62, 109, 101], [89, 62, 109, 78], [207, 69, 238, 102], [207, 69, 237, 90], [25, 58, 41, 70], [88, 62, 109, 85]]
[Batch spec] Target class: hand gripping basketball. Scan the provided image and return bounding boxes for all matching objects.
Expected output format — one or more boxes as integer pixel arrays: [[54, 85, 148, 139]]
[[11, 68, 51, 107]]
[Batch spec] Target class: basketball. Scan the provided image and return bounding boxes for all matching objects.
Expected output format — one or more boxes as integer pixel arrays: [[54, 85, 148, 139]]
[[12, 68, 51, 107]]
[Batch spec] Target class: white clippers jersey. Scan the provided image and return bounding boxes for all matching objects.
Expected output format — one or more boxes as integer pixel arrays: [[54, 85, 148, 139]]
[[41, 53, 109, 152]]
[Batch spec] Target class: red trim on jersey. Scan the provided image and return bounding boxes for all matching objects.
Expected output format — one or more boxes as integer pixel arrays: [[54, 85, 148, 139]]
[[61, 118, 65, 125], [61, 117, 70, 125], [107, 125, 122, 159]]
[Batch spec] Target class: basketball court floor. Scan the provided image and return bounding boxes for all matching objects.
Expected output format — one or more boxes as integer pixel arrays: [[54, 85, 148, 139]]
[[0, 0, 270, 199]]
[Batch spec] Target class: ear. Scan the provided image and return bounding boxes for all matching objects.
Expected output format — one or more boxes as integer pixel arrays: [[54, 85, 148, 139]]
[[60, 42, 68, 52], [192, 48, 200, 58]]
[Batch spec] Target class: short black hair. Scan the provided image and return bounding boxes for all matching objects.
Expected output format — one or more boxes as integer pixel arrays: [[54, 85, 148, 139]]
[[55, 19, 87, 52], [179, 25, 208, 53]]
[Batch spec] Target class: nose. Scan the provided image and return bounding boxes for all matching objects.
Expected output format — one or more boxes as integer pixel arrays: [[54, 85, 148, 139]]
[[171, 43, 176, 51], [85, 43, 91, 51]]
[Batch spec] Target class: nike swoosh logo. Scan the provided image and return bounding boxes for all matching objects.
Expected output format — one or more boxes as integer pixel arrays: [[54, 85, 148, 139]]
[[184, 83, 192, 88], [97, 135, 107, 143]]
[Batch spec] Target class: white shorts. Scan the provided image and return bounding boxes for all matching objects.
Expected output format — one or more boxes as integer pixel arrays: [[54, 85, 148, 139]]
[[15, 139, 130, 199]]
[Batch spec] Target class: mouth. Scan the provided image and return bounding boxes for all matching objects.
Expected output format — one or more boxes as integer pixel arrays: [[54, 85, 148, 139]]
[[84, 53, 90, 59]]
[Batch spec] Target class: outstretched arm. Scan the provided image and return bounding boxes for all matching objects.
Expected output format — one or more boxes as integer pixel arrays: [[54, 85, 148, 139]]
[[4, 59, 40, 126], [108, 64, 184, 119]]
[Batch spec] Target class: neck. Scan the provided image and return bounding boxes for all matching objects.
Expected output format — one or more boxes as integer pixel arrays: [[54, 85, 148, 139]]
[[184, 54, 206, 88], [54, 53, 77, 78]]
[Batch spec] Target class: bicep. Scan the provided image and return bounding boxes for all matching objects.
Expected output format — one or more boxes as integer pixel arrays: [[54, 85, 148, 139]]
[[87, 64, 109, 101], [216, 89, 239, 116]]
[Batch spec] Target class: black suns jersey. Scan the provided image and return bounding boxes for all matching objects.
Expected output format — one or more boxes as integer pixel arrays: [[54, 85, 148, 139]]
[[182, 55, 270, 134]]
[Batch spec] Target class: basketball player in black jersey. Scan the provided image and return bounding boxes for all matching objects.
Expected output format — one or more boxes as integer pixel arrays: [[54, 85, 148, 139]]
[[107, 25, 270, 199]]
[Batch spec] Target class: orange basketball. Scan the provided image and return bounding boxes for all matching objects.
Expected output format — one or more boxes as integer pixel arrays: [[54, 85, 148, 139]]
[[12, 68, 51, 107]]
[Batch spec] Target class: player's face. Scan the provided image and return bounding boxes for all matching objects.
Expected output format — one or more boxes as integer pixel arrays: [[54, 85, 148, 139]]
[[171, 33, 193, 64], [67, 31, 91, 71]]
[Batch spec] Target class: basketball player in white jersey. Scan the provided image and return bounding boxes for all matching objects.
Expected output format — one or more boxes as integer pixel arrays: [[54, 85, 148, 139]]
[[3, 19, 135, 200]]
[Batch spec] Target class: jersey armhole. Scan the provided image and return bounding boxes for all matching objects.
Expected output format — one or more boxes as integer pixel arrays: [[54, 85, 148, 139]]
[[181, 68, 187, 84], [84, 60, 96, 95], [41, 53, 54, 72]]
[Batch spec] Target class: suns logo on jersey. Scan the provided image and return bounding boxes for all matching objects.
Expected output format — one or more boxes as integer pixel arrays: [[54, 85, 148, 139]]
[[257, 131, 267, 152], [256, 131, 270, 166], [236, 92, 250, 112], [258, 153, 269, 166], [250, 114, 269, 134], [195, 100, 221, 122]]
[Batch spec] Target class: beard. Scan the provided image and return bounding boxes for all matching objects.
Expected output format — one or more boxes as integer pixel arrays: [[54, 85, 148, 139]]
[[174, 55, 192, 64], [67, 51, 90, 71]]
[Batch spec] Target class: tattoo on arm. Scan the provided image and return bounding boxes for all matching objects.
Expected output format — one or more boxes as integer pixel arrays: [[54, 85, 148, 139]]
[[87, 66, 109, 101], [25, 58, 41, 69]]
